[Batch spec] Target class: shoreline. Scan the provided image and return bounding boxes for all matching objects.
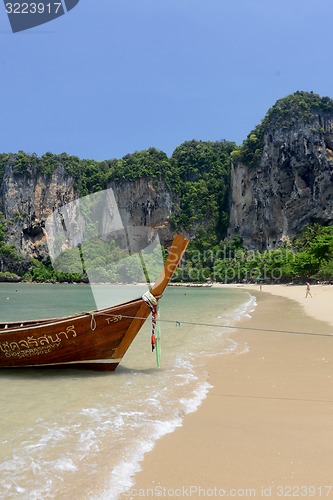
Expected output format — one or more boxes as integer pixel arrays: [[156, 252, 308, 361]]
[[232, 283, 333, 328], [124, 285, 333, 498]]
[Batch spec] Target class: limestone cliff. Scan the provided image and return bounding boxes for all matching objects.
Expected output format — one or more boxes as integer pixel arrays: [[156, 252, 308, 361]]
[[3, 91, 333, 270], [0, 163, 174, 268], [0, 164, 76, 261], [110, 178, 174, 243], [229, 92, 333, 249]]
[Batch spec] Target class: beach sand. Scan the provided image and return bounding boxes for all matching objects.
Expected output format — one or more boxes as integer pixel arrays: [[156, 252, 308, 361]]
[[123, 285, 333, 499]]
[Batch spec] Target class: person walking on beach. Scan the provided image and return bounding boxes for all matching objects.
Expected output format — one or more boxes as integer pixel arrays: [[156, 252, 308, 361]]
[[305, 281, 312, 298]]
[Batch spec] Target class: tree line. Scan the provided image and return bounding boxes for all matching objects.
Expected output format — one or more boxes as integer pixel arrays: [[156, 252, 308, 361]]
[[1, 91, 333, 283]]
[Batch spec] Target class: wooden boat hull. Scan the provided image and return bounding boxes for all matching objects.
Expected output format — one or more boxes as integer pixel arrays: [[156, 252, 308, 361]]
[[0, 299, 144, 371], [0, 235, 188, 371]]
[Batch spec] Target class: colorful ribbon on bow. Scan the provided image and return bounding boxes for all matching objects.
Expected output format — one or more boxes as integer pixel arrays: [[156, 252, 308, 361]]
[[142, 291, 161, 368]]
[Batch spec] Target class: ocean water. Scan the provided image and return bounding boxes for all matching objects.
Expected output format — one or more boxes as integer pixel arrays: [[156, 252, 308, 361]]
[[0, 283, 256, 499]]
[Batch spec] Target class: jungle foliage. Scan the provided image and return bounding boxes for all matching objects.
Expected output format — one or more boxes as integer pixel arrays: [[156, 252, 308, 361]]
[[2, 91, 333, 283], [0, 140, 235, 282], [175, 225, 333, 284], [234, 91, 333, 168]]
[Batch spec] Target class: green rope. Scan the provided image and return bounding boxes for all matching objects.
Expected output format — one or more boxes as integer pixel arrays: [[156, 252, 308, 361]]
[[155, 304, 161, 369]]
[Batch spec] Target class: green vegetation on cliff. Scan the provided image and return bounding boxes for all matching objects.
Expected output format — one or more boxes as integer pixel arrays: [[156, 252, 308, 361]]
[[234, 91, 333, 168], [0, 140, 236, 281], [0, 213, 25, 281], [0, 139, 235, 245], [170, 140, 235, 247], [1, 91, 333, 283], [174, 225, 333, 284]]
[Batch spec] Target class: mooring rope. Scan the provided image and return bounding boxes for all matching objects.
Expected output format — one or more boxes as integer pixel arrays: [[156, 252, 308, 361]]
[[94, 312, 333, 339], [90, 313, 97, 331]]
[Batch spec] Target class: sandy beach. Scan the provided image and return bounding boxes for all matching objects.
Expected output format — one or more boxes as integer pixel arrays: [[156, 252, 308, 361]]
[[124, 285, 333, 499]]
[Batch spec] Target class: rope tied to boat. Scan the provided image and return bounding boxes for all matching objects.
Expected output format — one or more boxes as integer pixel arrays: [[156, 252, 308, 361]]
[[142, 291, 158, 306], [90, 313, 97, 331], [142, 291, 161, 368], [92, 311, 333, 339]]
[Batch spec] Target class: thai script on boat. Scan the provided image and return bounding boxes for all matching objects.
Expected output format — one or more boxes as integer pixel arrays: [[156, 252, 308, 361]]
[[0, 325, 77, 358]]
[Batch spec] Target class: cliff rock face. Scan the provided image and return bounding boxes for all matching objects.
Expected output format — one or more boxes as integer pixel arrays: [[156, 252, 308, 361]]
[[110, 178, 174, 244], [0, 165, 76, 260], [229, 107, 333, 249], [0, 166, 173, 264]]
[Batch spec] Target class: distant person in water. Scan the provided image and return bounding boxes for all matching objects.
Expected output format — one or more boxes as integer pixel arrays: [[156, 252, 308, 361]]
[[305, 282, 312, 298]]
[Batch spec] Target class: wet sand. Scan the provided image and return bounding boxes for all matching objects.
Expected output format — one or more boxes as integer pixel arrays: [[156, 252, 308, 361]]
[[125, 285, 333, 499]]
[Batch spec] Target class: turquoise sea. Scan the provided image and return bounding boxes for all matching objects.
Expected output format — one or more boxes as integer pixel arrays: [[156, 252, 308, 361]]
[[0, 283, 255, 499]]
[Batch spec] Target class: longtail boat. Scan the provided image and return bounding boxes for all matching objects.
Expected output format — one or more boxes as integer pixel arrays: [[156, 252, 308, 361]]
[[0, 235, 188, 371]]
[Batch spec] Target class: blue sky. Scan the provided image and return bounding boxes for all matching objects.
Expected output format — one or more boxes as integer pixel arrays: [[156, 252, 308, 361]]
[[1, 0, 333, 160]]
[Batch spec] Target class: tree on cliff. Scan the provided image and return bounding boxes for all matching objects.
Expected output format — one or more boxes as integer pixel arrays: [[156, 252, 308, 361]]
[[2, 91, 333, 282], [235, 91, 333, 168], [170, 139, 236, 248]]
